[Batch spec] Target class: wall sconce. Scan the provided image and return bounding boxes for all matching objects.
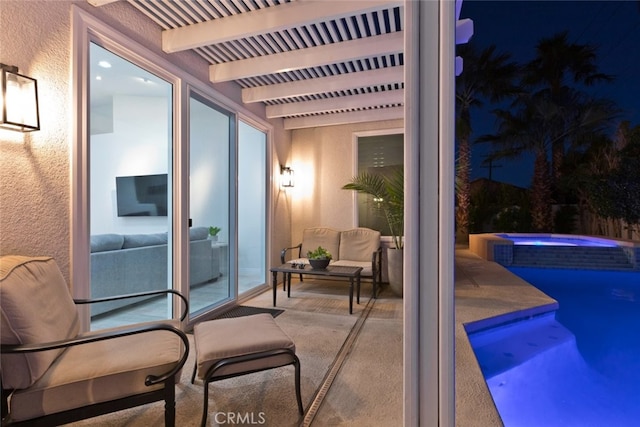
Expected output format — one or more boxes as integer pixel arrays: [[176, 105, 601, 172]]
[[1, 63, 40, 132], [280, 165, 294, 188]]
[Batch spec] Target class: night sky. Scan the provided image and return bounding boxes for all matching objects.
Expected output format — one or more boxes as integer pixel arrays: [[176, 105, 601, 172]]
[[459, 0, 640, 188]]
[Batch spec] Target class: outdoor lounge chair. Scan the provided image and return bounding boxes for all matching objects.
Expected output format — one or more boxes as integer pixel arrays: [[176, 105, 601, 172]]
[[0, 255, 189, 426]]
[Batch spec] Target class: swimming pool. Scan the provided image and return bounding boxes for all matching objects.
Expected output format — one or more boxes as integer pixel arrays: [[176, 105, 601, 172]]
[[469, 267, 640, 427], [469, 233, 639, 270], [496, 233, 618, 247]]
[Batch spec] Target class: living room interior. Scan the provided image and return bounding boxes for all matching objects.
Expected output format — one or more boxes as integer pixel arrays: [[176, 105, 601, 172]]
[[0, 1, 473, 425]]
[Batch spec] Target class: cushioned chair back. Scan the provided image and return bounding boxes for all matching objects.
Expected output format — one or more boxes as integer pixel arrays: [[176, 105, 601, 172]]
[[0, 256, 80, 390], [339, 228, 381, 262], [300, 228, 341, 260]]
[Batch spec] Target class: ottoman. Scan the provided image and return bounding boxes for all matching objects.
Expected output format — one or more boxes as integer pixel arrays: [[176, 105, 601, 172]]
[[191, 313, 303, 426]]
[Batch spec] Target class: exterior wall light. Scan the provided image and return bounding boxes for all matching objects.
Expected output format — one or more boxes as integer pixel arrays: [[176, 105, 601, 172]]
[[1, 63, 40, 132], [280, 165, 294, 188]]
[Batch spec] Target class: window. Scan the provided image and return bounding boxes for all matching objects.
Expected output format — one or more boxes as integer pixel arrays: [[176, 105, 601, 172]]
[[355, 131, 404, 235]]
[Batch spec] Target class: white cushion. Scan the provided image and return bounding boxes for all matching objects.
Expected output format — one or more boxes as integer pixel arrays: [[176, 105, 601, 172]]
[[339, 228, 380, 263], [7, 323, 183, 422], [0, 256, 80, 390], [194, 314, 295, 380], [300, 228, 341, 261]]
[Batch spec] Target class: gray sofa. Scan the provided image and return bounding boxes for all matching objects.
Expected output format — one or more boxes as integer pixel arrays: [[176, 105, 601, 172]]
[[90, 226, 219, 316]]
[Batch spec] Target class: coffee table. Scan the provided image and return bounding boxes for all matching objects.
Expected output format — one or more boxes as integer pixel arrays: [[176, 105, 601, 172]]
[[270, 264, 363, 314]]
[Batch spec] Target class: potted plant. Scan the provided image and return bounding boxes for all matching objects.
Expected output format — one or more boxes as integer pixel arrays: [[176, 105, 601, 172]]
[[342, 168, 404, 296], [307, 246, 332, 270], [208, 226, 221, 242]]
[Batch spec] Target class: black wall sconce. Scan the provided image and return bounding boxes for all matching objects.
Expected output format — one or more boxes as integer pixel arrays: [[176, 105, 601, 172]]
[[1, 63, 40, 132], [280, 165, 294, 188]]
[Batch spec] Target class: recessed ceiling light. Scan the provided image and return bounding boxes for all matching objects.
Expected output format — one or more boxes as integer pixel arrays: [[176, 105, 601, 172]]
[[98, 60, 112, 68], [96, 75, 102, 80]]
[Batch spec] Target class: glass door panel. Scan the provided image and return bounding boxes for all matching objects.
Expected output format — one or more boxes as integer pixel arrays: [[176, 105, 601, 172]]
[[188, 93, 232, 315], [238, 121, 267, 294], [88, 42, 173, 329]]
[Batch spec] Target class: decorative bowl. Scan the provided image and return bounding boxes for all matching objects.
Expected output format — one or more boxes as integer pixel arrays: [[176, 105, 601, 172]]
[[308, 258, 330, 270]]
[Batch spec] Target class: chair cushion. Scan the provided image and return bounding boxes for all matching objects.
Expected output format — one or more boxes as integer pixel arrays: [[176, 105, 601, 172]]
[[300, 228, 341, 261], [0, 256, 80, 390], [6, 323, 183, 422], [194, 314, 295, 380], [339, 228, 380, 262]]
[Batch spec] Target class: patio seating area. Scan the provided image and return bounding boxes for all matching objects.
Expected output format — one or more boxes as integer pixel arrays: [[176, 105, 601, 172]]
[[2, 245, 563, 426]]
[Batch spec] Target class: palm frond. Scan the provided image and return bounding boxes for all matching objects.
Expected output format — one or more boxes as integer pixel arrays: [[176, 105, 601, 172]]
[[342, 169, 404, 249]]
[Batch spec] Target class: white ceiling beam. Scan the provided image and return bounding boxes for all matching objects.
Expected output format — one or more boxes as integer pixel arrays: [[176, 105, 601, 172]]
[[243, 66, 404, 103], [87, 0, 119, 5], [210, 31, 404, 82], [162, 0, 402, 53], [266, 89, 404, 118], [283, 106, 404, 130]]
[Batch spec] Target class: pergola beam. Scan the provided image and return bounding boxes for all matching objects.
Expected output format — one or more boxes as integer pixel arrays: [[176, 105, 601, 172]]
[[210, 31, 403, 82], [87, 0, 119, 5], [283, 106, 404, 129], [162, 0, 402, 53], [242, 66, 404, 103], [266, 89, 404, 118]]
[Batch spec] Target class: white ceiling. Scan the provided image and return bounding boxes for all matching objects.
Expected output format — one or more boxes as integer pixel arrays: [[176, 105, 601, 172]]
[[89, 0, 473, 130]]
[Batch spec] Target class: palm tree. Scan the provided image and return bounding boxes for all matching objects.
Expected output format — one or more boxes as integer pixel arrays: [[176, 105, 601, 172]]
[[522, 31, 614, 191], [480, 32, 618, 232], [482, 89, 619, 231], [455, 43, 519, 243]]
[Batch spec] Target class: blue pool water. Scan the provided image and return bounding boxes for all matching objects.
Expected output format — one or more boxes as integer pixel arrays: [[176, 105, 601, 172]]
[[496, 233, 617, 247], [469, 268, 640, 427]]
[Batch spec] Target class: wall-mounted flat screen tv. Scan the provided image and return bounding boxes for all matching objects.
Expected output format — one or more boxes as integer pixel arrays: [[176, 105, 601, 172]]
[[116, 174, 168, 217]]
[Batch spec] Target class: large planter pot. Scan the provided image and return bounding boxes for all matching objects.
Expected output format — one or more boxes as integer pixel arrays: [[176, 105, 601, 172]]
[[387, 248, 403, 297]]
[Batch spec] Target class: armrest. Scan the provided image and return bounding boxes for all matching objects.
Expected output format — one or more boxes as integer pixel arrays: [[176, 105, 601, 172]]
[[0, 323, 190, 386], [74, 289, 189, 321], [280, 243, 302, 264], [371, 247, 383, 279], [370, 247, 383, 265]]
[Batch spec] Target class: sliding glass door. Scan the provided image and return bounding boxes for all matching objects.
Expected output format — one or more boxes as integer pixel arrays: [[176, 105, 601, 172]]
[[238, 120, 267, 295], [188, 92, 234, 315], [88, 42, 174, 328], [82, 29, 269, 329]]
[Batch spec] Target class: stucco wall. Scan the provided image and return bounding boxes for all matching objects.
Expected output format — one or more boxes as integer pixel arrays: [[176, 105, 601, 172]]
[[271, 124, 293, 269], [289, 119, 403, 246], [0, 1, 284, 283], [0, 1, 73, 278]]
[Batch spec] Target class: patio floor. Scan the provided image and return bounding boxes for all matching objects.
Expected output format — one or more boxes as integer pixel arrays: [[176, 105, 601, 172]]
[[83, 247, 555, 426]]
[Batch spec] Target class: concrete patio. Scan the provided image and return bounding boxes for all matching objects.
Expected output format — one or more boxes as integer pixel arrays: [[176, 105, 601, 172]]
[[77, 247, 561, 426]]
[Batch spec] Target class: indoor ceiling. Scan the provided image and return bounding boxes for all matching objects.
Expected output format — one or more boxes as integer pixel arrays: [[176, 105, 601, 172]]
[[89, 0, 472, 130]]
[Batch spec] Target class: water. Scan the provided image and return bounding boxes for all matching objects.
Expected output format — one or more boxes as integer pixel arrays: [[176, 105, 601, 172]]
[[496, 234, 617, 247], [469, 268, 640, 427]]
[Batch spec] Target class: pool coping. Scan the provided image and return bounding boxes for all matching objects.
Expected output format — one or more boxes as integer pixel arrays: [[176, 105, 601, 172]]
[[455, 247, 559, 427], [468, 233, 640, 269]]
